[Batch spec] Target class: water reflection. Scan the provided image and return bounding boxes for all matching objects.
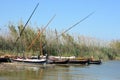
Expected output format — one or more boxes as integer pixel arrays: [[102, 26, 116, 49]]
[[0, 61, 120, 80]]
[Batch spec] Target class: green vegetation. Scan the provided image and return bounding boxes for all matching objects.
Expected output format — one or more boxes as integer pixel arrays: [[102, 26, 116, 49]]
[[0, 22, 120, 60]]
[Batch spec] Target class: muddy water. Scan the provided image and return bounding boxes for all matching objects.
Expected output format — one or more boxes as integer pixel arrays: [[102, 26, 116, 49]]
[[0, 61, 120, 80]]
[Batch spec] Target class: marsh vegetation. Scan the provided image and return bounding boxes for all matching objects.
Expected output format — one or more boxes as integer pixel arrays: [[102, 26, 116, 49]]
[[0, 21, 120, 60]]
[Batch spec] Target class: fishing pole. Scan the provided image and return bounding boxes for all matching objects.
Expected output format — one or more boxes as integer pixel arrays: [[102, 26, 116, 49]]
[[15, 3, 39, 43]]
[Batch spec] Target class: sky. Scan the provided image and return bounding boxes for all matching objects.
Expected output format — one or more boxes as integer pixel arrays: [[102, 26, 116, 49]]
[[0, 0, 120, 41]]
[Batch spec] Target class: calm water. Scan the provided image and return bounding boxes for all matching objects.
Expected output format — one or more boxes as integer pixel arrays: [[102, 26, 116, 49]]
[[0, 61, 120, 80]]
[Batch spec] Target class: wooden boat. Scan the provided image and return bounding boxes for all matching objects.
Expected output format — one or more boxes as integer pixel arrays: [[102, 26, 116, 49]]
[[12, 58, 46, 64], [49, 59, 69, 64], [0, 57, 11, 63], [68, 59, 88, 65], [88, 59, 102, 65]]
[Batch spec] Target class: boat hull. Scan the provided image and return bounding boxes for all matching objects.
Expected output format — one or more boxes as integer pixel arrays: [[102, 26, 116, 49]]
[[68, 60, 88, 65], [88, 60, 102, 65], [12, 58, 46, 64], [49, 59, 69, 64], [0, 58, 11, 63]]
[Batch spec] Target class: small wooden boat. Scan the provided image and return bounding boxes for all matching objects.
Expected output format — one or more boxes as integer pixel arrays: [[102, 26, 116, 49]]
[[88, 59, 102, 65], [49, 59, 69, 64], [12, 58, 46, 64], [68, 59, 88, 65], [0, 57, 11, 63]]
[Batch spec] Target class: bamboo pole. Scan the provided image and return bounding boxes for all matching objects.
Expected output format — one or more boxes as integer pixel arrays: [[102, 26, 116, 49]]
[[15, 3, 39, 44], [57, 12, 95, 38], [27, 15, 56, 50]]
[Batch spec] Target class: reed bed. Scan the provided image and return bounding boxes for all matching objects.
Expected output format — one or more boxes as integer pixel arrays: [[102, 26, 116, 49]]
[[0, 22, 120, 60]]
